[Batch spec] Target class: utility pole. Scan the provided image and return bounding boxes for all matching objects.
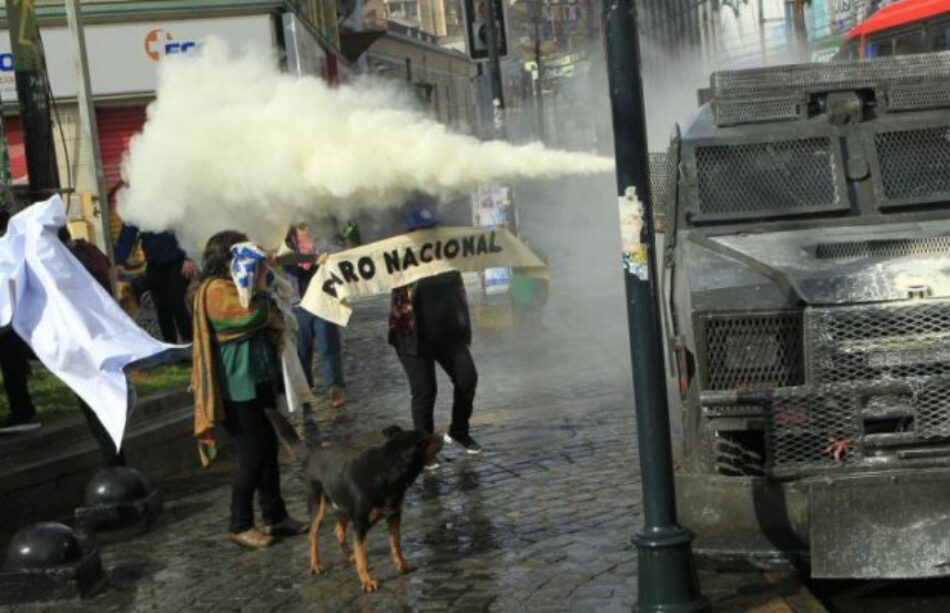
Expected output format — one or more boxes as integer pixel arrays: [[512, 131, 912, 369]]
[[602, 0, 707, 610], [532, 0, 545, 142], [64, 0, 115, 269], [5, 0, 59, 199], [485, 0, 506, 139]]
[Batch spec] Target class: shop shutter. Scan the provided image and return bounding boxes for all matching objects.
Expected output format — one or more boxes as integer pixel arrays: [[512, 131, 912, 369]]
[[96, 106, 147, 194], [3, 116, 28, 185], [96, 106, 146, 242]]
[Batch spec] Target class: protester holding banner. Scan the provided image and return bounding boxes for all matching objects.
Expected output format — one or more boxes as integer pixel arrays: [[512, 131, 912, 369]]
[[190, 230, 305, 548], [283, 223, 346, 408], [389, 209, 482, 469]]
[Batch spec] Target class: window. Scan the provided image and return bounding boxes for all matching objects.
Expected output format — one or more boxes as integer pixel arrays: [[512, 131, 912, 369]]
[[893, 29, 926, 55], [833, 41, 859, 60], [866, 39, 893, 58], [927, 23, 950, 52]]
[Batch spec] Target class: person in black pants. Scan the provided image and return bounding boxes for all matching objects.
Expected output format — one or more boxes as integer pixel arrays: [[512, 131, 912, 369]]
[[389, 208, 482, 469], [0, 330, 39, 433], [224, 384, 286, 537], [190, 230, 305, 549], [0, 203, 39, 434], [115, 227, 194, 343]]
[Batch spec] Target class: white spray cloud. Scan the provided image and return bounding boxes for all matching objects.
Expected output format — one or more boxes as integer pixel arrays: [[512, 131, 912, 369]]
[[117, 39, 614, 253]]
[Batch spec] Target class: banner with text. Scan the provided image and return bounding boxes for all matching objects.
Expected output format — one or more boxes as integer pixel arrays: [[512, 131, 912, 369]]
[[300, 227, 548, 325]]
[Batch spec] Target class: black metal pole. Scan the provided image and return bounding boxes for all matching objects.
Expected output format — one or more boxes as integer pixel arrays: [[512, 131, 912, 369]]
[[602, 0, 707, 610], [532, 1, 545, 143], [485, 0, 506, 139], [5, 0, 60, 198]]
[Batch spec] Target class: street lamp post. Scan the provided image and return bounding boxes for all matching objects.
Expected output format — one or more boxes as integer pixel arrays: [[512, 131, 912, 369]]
[[601, 0, 708, 610]]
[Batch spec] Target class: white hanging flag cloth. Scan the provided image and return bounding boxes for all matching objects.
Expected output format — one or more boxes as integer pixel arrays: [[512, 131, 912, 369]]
[[0, 196, 185, 449]]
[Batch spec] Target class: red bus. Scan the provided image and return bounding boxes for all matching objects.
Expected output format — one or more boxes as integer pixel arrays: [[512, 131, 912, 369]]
[[835, 0, 950, 59]]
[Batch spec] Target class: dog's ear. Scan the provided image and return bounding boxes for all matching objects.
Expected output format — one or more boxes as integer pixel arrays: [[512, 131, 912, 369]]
[[382, 425, 404, 439]]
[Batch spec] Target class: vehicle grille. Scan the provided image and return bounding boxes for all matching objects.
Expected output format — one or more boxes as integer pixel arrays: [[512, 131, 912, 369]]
[[765, 385, 861, 472], [815, 236, 950, 259], [649, 152, 672, 232], [806, 299, 950, 384], [762, 378, 950, 476], [713, 97, 802, 126], [916, 378, 950, 440], [711, 52, 950, 100], [693, 138, 840, 220], [886, 82, 950, 112], [697, 312, 804, 391], [875, 126, 950, 203]]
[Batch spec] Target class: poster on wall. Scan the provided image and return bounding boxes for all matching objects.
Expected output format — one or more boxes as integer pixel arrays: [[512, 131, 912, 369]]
[[472, 183, 513, 295]]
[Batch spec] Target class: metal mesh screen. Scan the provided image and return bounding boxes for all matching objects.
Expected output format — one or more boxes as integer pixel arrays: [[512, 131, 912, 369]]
[[699, 312, 804, 391], [712, 51, 950, 100], [766, 386, 860, 471], [915, 378, 950, 440], [713, 97, 801, 126], [807, 301, 950, 384], [887, 82, 950, 112], [875, 126, 950, 202], [815, 236, 950, 259], [649, 152, 672, 231], [694, 138, 839, 218]]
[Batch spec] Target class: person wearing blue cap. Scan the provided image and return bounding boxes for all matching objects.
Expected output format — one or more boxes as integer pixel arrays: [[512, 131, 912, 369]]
[[389, 206, 482, 468]]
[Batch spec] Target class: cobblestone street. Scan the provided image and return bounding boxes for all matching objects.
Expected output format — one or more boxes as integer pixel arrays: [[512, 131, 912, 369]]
[[2, 178, 823, 612], [15, 286, 643, 612]]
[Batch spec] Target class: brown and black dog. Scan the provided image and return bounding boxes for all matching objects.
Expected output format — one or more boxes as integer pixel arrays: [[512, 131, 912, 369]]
[[268, 413, 442, 592]]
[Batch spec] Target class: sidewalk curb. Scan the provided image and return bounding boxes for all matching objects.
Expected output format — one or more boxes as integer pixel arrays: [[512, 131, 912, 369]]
[[0, 388, 196, 544]]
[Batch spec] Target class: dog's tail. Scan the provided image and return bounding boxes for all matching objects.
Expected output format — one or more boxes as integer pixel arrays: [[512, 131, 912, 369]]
[[264, 409, 308, 461]]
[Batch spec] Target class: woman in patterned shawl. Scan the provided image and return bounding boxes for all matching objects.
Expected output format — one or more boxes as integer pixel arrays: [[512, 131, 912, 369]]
[[191, 230, 306, 549]]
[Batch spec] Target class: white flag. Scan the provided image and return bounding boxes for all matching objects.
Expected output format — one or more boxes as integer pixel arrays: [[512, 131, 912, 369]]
[[0, 196, 184, 448]]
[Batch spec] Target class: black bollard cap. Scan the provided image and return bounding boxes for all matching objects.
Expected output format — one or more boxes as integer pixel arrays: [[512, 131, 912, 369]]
[[84, 467, 148, 507], [3, 522, 83, 570]]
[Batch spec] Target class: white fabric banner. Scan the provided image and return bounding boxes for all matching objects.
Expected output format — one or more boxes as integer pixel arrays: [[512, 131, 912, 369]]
[[0, 196, 184, 448], [300, 227, 548, 326]]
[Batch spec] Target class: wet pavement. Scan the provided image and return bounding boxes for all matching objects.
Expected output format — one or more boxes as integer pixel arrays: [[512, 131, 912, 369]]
[[6, 286, 651, 612], [1, 179, 822, 611]]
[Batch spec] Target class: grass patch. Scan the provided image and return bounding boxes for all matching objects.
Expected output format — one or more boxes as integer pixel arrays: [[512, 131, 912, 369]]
[[0, 361, 191, 422]]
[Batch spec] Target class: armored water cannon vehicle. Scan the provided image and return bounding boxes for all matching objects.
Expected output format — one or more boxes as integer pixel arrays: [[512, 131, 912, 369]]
[[654, 51, 950, 579]]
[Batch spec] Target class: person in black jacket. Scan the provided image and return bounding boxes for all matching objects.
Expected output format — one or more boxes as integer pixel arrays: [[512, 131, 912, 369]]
[[388, 209, 481, 469], [115, 227, 194, 343]]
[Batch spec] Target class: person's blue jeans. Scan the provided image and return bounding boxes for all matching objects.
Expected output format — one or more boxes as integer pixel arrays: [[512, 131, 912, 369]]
[[293, 306, 345, 389]]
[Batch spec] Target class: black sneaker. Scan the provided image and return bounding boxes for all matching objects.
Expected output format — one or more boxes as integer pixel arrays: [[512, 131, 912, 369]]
[[443, 432, 482, 455], [0, 413, 41, 434]]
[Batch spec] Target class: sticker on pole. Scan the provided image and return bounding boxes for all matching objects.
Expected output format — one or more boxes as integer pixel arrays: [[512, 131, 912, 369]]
[[619, 186, 648, 280]]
